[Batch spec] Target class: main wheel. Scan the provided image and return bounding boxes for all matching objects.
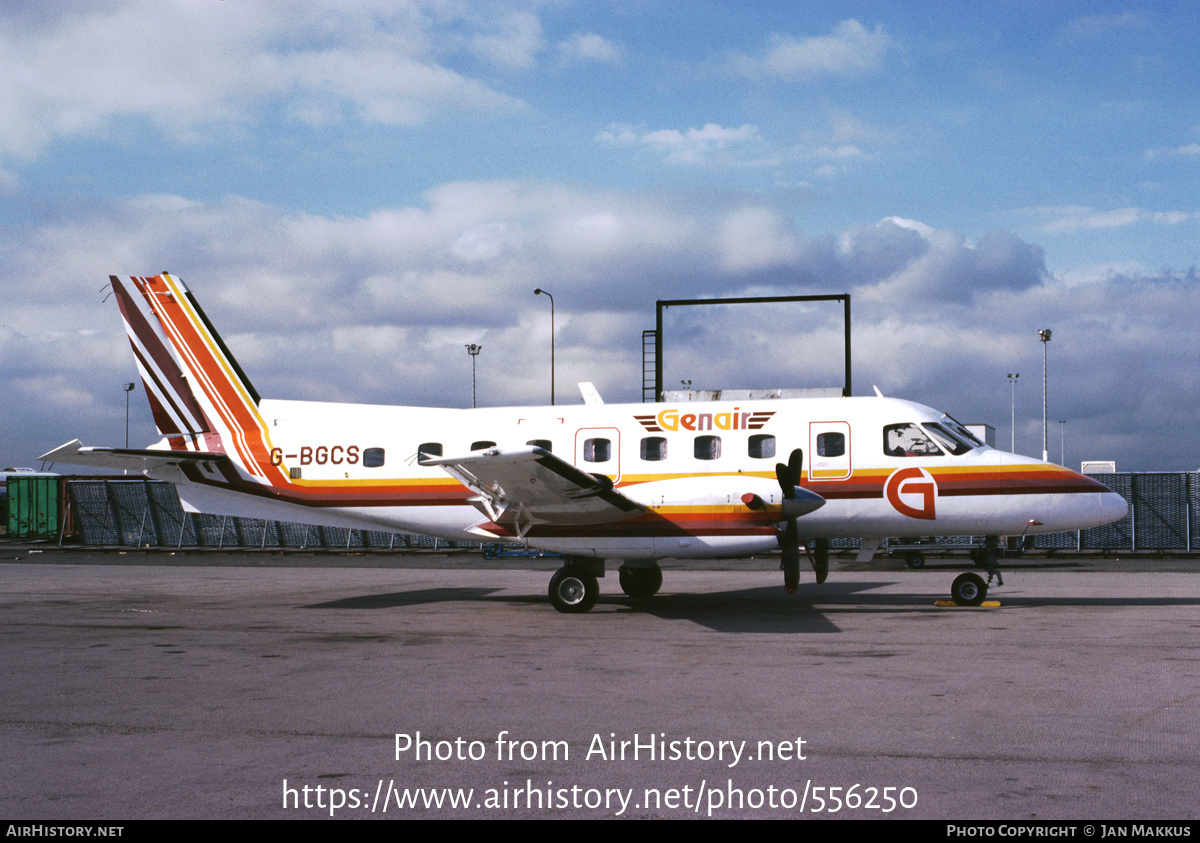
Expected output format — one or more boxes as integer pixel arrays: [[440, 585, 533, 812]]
[[548, 566, 599, 613], [618, 564, 663, 599], [950, 572, 987, 607]]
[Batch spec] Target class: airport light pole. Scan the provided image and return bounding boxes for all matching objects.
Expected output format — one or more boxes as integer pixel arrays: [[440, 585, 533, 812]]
[[465, 344, 482, 409], [123, 382, 135, 475], [1007, 373, 1019, 453], [1059, 419, 1066, 466], [123, 382, 135, 448], [1038, 329, 1052, 462], [533, 288, 554, 405]]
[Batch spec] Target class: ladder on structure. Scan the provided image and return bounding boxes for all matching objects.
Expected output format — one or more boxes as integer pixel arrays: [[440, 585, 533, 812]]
[[642, 329, 657, 403]]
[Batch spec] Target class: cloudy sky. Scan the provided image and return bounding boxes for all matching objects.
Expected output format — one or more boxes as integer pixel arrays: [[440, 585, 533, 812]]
[[2, 1, 1197, 473]]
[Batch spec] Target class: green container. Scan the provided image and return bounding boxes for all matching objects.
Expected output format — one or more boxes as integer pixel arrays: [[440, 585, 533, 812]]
[[6, 475, 60, 540]]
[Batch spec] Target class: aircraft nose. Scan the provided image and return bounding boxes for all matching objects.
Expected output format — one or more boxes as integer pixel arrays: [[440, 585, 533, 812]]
[[1076, 474, 1129, 529], [1100, 488, 1129, 524]]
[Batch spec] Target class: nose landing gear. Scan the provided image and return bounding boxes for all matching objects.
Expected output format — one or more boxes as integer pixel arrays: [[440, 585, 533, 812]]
[[951, 572, 988, 606], [950, 535, 1003, 606]]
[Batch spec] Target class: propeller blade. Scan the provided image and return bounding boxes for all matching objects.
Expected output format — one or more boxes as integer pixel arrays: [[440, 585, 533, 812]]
[[774, 462, 795, 499], [811, 537, 829, 585], [781, 518, 800, 594], [776, 448, 805, 500], [788, 448, 804, 485]]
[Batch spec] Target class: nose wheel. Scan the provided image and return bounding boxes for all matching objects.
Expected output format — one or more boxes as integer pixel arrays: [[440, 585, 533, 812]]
[[950, 572, 988, 606], [951, 535, 1005, 606]]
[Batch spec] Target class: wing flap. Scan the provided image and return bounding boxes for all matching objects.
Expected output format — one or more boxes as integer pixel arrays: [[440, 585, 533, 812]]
[[425, 446, 645, 530]]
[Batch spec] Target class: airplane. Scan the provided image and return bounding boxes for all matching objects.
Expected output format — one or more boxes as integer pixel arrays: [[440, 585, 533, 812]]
[[42, 273, 1128, 613]]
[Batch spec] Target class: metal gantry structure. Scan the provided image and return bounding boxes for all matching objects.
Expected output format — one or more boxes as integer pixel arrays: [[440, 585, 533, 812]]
[[646, 294, 852, 402]]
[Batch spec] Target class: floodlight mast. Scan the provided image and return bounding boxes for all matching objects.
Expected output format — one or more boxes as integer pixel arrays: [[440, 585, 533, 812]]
[[653, 294, 851, 401], [1038, 329, 1052, 462]]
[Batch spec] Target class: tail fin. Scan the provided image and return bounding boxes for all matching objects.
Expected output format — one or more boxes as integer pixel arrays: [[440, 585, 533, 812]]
[[111, 273, 274, 483]]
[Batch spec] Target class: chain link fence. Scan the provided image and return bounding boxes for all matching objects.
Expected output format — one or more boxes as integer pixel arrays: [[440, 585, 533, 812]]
[[62, 478, 466, 551], [52, 473, 1200, 553]]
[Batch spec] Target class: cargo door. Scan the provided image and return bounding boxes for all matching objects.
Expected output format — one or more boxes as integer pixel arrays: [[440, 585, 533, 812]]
[[574, 427, 621, 484], [808, 421, 851, 481]]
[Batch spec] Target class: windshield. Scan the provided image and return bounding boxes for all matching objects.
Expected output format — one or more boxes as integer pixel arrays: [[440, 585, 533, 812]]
[[884, 423, 943, 457], [940, 415, 985, 448], [923, 422, 975, 456]]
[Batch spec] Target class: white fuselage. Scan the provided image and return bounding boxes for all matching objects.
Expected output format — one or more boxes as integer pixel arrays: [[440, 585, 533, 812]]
[[166, 393, 1128, 560]]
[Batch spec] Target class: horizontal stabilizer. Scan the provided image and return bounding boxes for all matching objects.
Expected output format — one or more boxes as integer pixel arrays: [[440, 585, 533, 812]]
[[40, 439, 232, 473]]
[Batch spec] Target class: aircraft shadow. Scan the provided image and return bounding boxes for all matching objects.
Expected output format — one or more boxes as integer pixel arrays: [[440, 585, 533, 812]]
[[297, 579, 1200, 634], [627, 581, 982, 632], [301, 581, 915, 634], [302, 587, 506, 610]]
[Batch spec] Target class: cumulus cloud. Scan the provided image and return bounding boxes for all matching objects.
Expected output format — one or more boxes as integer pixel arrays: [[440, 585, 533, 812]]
[[465, 8, 543, 70], [0, 0, 526, 159], [726, 19, 892, 81], [597, 122, 771, 167], [557, 32, 622, 65], [1144, 142, 1200, 160], [598, 115, 884, 181], [3, 183, 1196, 472], [1020, 205, 1195, 234]]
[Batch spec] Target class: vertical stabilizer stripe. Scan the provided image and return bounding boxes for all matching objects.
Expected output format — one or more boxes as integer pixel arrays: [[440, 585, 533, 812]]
[[146, 274, 272, 481], [111, 275, 211, 434]]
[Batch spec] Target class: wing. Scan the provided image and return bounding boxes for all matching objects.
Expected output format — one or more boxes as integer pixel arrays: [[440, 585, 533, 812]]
[[39, 439, 235, 474], [424, 446, 645, 536]]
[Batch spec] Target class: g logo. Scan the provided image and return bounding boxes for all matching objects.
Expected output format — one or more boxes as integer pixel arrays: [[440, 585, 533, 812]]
[[885, 467, 937, 520]]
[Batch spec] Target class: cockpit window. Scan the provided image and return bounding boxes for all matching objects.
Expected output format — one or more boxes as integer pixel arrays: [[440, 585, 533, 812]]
[[941, 415, 984, 448], [884, 423, 943, 457], [924, 423, 975, 456]]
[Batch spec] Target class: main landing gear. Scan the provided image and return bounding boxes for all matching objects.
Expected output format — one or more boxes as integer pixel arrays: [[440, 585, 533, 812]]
[[547, 559, 664, 613], [618, 563, 663, 600], [548, 562, 600, 614], [949, 535, 1005, 607]]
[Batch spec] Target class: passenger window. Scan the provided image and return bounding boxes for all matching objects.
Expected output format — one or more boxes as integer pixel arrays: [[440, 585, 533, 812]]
[[364, 447, 387, 468], [584, 438, 611, 462], [416, 443, 441, 465], [817, 432, 845, 458], [526, 439, 552, 451], [883, 424, 942, 457], [748, 434, 775, 459], [640, 437, 667, 461], [694, 435, 721, 460], [471, 440, 496, 451]]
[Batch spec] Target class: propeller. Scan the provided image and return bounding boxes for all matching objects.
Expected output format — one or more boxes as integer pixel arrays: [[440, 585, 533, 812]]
[[773, 449, 827, 591]]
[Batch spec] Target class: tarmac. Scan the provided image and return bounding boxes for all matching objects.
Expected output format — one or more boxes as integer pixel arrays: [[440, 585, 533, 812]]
[[1, 545, 1198, 820]]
